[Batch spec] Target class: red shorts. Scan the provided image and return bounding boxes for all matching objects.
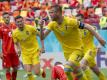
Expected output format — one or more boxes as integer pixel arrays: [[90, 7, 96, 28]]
[[2, 53, 19, 68]]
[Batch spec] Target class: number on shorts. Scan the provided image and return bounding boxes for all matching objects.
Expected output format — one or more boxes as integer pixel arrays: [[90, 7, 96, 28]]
[[76, 55, 83, 62]]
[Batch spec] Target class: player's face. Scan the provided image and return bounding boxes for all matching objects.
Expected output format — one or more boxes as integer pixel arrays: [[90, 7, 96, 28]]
[[3, 14, 10, 24], [15, 18, 24, 30], [49, 8, 60, 21]]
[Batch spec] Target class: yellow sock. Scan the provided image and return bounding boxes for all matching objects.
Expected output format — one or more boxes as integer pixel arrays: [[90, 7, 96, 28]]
[[27, 72, 35, 80], [84, 68, 93, 80], [99, 72, 106, 80]]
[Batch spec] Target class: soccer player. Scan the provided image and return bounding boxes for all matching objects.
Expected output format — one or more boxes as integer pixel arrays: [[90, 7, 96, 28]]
[[81, 29, 106, 80], [12, 15, 46, 80], [51, 62, 68, 80], [39, 4, 106, 80], [0, 12, 19, 80], [76, 14, 106, 80]]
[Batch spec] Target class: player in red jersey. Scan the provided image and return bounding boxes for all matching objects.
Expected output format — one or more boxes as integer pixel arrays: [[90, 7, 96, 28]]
[[51, 62, 68, 80], [0, 12, 19, 80]]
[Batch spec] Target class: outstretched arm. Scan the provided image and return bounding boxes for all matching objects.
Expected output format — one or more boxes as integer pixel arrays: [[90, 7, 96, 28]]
[[84, 23, 106, 47]]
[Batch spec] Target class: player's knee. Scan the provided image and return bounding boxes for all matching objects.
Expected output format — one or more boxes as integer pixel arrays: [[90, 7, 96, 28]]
[[80, 64, 87, 71], [81, 58, 88, 65], [12, 67, 18, 72], [6, 68, 10, 72], [80, 59, 88, 70], [12, 69, 17, 72], [34, 70, 40, 76]]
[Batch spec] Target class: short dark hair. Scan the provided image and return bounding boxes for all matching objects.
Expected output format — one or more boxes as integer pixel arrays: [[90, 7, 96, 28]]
[[15, 15, 23, 21], [2, 12, 9, 16], [50, 4, 62, 13], [54, 62, 62, 66]]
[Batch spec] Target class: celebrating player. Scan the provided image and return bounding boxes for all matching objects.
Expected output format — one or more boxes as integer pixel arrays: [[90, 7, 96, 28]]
[[76, 13, 106, 80], [39, 4, 106, 80], [12, 15, 46, 80]]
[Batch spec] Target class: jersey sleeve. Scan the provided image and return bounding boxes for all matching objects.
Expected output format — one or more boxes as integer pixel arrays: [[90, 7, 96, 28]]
[[47, 21, 55, 30]]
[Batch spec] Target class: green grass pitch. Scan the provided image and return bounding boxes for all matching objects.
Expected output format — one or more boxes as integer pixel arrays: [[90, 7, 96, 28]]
[[0, 68, 107, 80]]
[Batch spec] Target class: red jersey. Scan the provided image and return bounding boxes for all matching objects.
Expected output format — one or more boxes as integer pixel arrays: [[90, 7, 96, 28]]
[[52, 65, 67, 80], [0, 23, 16, 55]]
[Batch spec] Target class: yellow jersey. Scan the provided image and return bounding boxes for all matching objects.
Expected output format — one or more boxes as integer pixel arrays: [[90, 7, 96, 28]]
[[12, 25, 39, 55], [47, 16, 83, 53], [81, 29, 96, 52]]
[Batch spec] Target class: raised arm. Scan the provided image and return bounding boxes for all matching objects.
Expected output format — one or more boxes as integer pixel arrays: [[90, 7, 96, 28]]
[[39, 20, 51, 40], [83, 23, 106, 47], [36, 27, 45, 53], [36, 22, 51, 53]]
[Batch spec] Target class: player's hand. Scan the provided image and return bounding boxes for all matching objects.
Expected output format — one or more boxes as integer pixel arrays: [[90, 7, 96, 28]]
[[99, 39, 106, 47], [41, 49, 45, 53], [39, 48, 45, 56], [0, 53, 3, 60]]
